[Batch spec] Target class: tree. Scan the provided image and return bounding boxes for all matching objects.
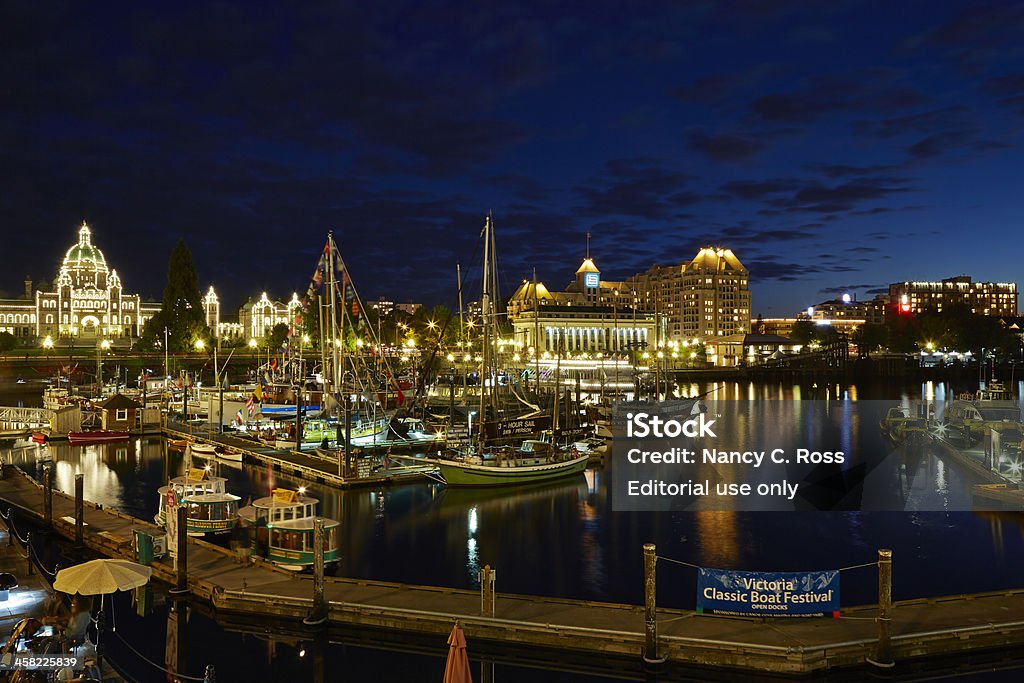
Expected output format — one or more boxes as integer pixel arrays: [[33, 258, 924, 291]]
[[0, 331, 15, 353], [265, 322, 290, 351], [140, 240, 209, 351]]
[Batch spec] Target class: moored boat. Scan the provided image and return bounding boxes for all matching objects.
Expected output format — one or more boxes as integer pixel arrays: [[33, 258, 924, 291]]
[[237, 488, 340, 571], [68, 430, 129, 444], [435, 439, 590, 487], [155, 466, 241, 536], [190, 442, 218, 457]]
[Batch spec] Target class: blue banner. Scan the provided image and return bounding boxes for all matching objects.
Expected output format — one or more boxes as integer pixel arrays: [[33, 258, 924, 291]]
[[697, 568, 839, 616]]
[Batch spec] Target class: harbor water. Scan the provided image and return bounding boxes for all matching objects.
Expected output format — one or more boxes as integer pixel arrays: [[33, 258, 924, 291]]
[[3, 379, 1024, 681]]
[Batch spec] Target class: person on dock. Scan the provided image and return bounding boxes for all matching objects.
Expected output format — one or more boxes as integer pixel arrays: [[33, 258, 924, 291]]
[[230, 517, 251, 564]]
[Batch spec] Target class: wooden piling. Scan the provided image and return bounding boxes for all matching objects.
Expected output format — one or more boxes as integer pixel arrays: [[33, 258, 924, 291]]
[[480, 564, 495, 617], [170, 505, 189, 595], [74, 473, 84, 547], [304, 517, 327, 625], [869, 548, 894, 668], [643, 543, 664, 663], [42, 463, 52, 528]]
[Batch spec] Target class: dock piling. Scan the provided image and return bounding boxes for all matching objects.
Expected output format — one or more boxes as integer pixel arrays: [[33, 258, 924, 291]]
[[42, 463, 52, 528], [74, 473, 84, 547], [26, 531, 32, 574], [304, 517, 327, 625], [643, 543, 665, 664], [869, 548, 895, 668], [170, 505, 189, 595], [480, 564, 496, 617]]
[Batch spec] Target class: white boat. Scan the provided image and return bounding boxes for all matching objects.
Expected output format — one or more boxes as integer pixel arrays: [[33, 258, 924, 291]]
[[190, 442, 218, 457], [155, 466, 240, 536]]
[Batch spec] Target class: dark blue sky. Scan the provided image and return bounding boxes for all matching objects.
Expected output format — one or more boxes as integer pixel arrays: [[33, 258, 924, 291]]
[[3, 1, 1022, 316]]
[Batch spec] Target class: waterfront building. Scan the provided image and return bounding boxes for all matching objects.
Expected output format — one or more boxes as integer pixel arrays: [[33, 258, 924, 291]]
[[802, 294, 886, 325], [507, 258, 656, 354], [705, 333, 802, 367], [625, 248, 751, 342], [889, 276, 1017, 316], [0, 222, 159, 341], [755, 317, 865, 338]]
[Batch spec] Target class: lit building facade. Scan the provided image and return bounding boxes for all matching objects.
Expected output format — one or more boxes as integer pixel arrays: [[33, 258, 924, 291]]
[[236, 292, 302, 340], [625, 248, 751, 341], [803, 294, 886, 325], [0, 222, 159, 340], [507, 258, 656, 354], [889, 276, 1018, 316]]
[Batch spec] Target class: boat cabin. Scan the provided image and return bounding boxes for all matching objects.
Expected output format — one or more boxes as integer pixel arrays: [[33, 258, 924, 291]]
[[156, 467, 240, 536], [238, 488, 340, 569]]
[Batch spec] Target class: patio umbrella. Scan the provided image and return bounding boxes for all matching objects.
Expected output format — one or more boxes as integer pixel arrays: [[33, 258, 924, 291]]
[[54, 559, 152, 595], [442, 622, 472, 683]]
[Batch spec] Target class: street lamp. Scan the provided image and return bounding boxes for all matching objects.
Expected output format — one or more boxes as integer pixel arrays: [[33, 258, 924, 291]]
[[96, 339, 110, 397]]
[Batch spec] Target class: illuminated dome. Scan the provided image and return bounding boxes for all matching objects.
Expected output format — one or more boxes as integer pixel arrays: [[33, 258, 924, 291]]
[[63, 222, 108, 272]]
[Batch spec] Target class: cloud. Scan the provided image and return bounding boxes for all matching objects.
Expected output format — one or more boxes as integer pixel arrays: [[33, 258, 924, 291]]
[[687, 131, 765, 162], [574, 158, 699, 219]]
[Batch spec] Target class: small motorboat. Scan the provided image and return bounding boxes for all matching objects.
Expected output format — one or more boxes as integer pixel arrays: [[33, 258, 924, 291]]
[[31, 432, 48, 444], [68, 430, 129, 444], [216, 447, 243, 462], [168, 438, 189, 451], [190, 443, 218, 457]]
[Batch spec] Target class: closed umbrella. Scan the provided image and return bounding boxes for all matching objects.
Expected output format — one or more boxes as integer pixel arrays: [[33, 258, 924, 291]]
[[443, 622, 472, 683], [54, 558, 152, 595]]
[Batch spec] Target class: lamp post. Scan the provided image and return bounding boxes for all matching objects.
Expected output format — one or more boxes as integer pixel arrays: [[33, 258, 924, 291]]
[[95, 339, 110, 397]]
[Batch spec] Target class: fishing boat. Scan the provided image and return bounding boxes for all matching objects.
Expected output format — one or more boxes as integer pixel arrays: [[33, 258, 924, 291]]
[[237, 488, 340, 571], [155, 466, 240, 536], [68, 430, 129, 444]]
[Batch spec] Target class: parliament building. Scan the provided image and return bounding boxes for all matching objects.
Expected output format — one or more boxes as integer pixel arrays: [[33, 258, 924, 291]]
[[0, 222, 160, 341]]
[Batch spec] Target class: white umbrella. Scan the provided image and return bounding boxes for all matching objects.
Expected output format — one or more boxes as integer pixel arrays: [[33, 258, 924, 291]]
[[54, 559, 152, 595]]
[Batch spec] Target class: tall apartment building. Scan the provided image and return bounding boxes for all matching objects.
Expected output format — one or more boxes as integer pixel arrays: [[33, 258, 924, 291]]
[[627, 247, 751, 340], [889, 276, 1017, 316]]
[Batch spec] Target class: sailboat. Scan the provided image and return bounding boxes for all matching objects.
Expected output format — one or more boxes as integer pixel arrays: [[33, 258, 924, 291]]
[[434, 215, 590, 487]]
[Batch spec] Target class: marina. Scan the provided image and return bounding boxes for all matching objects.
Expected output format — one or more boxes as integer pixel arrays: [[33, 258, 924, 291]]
[[4, 463, 1024, 676]]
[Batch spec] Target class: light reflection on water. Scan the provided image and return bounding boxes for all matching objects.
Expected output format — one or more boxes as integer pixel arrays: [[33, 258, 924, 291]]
[[2, 379, 1024, 613]]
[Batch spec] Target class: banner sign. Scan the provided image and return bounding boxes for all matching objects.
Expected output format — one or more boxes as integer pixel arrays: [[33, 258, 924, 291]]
[[484, 415, 552, 440], [697, 568, 839, 616]]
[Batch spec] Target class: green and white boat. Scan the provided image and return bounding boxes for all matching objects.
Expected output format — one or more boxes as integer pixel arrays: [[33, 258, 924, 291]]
[[436, 439, 590, 487], [238, 488, 340, 571], [155, 466, 241, 537]]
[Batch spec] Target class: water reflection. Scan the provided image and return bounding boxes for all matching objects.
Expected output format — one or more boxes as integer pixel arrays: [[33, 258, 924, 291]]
[[2, 378, 1024, 612]]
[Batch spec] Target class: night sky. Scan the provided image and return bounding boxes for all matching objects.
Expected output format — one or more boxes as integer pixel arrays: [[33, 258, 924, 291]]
[[3, 1, 1022, 316]]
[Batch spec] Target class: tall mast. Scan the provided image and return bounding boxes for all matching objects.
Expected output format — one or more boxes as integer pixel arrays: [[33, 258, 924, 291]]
[[457, 263, 465, 342], [532, 267, 540, 393], [478, 215, 491, 450]]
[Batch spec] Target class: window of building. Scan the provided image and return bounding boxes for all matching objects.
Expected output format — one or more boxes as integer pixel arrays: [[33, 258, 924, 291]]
[[116, 409, 128, 421]]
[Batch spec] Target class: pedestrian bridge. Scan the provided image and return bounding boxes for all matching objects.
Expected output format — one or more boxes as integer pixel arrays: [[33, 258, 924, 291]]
[[0, 406, 52, 431]]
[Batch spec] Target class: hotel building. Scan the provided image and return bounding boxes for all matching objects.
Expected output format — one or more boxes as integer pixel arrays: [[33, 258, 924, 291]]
[[889, 276, 1017, 316]]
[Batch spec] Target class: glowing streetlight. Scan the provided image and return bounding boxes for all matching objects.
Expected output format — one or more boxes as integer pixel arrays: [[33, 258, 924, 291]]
[[446, 353, 455, 362], [194, 339, 205, 351], [248, 338, 258, 349], [42, 336, 54, 350]]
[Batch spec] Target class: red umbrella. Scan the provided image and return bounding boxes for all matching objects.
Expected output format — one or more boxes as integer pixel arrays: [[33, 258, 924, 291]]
[[443, 622, 473, 683]]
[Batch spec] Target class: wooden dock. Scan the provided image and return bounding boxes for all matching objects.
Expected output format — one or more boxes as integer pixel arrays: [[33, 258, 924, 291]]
[[5, 465, 1024, 675], [164, 425, 435, 489], [972, 483, 1024, 509]]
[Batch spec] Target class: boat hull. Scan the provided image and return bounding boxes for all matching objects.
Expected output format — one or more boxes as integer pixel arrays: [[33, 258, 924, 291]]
[[68, 431, 129, 444], [437, 454, 590, 487]]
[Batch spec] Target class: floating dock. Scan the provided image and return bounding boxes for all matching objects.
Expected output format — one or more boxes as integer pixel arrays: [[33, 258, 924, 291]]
[[164, 425, 435, 489], [4, 465, 1024, 675]]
